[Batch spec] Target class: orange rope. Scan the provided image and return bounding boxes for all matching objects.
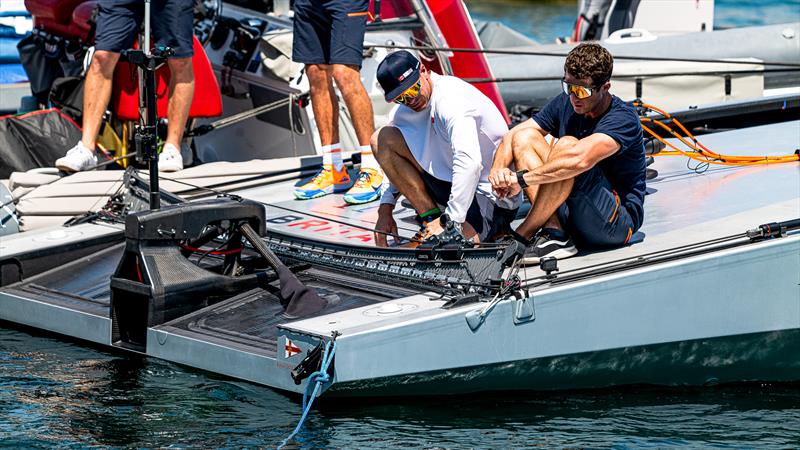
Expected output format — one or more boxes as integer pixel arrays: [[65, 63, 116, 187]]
[[641, 123, 783, 166], [634, 102, 800, 166]]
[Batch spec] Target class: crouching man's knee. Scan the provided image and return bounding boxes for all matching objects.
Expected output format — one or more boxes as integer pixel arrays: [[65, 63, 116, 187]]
[[372, 126, 404, 164]]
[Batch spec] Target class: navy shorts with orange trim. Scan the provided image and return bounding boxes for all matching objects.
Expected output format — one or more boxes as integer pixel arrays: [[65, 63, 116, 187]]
[[95, 0, 194, 58], [557, 166, 637, 248], [292, 0, 369, 67]]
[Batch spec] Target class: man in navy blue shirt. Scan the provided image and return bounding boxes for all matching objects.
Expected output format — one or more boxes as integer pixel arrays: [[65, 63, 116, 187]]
[[489, 43, 646, 264]]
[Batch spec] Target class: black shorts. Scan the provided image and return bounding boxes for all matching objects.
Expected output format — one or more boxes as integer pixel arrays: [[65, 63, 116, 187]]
[[94, 0, 194, 58], [292, 0, 369, 67], [557, 166, 637, 248], [421, 171, 518, 242]]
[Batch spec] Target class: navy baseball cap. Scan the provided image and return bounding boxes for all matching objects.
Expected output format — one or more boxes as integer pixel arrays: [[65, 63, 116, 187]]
[[377, 50, 421, 102]]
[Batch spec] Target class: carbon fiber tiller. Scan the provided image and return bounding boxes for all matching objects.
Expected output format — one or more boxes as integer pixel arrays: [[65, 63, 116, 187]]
[[241, 223, 327, 318]]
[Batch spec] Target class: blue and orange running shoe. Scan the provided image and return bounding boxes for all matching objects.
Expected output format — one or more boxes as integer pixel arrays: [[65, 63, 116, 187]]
[[343, 168, 384, 205], [294, 165, 351, 200]]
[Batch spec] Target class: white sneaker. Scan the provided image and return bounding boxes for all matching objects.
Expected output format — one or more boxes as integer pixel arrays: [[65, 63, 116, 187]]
[[55, 142, 97, 173], [159, 143, 184, 172]]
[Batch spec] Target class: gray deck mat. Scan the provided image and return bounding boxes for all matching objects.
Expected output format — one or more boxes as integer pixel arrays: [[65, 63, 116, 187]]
[[160, 268, 419, 357], [2, 244, 123, 316]]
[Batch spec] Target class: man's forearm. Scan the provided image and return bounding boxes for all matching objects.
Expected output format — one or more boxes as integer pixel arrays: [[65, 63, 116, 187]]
[[520, 133, 618, 186], [491, 133, 515, 170], [521, 150, 588, 185]]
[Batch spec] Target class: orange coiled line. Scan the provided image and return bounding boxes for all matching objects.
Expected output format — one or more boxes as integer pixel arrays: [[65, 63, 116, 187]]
[[634, 101, 800, 166]]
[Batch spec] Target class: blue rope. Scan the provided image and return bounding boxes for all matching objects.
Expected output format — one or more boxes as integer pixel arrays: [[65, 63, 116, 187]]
[[277, 340, 337, 449]]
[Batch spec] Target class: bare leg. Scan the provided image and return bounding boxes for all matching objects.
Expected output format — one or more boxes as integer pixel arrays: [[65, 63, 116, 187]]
[[511, 132, 579, 238], [520, 180, 575, 236], [80, 50, 120, 149], [371, 126, 436, 213], [165, 57, 195, 148], [332, 64, 374, 145], [306, 64, 339, 146], [373, 126, 479, 241]]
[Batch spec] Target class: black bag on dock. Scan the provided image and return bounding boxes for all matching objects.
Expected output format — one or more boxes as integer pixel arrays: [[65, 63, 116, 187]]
[[49, 76, 85, 123], [0, 108, 81, 178], [16, 34, 64, 105]]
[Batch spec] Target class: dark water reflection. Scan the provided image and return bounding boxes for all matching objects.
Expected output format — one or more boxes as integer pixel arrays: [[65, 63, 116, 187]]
[[2, 327, 799, 448], [0, 328, 294, 447]]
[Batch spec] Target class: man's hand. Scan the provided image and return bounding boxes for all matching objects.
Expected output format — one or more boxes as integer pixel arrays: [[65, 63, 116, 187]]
[[408, 216, 448, 246], [374, 203, 399, 247], [424, 216, 445, 237], [490, 167, 522, 198], [489, 166, 514, 198]]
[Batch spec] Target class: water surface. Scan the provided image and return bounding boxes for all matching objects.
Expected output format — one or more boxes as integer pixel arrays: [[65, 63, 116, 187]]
[[2, 327, 800, 448]]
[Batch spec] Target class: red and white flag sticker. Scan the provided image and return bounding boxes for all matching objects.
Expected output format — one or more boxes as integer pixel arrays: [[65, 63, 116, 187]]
[[284, 338, 302, 358]]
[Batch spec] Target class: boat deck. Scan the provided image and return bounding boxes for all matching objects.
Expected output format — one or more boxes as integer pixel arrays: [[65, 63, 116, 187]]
[[3, 120, 798, 292], [0, 118, 797, 396], [240, 120, 800, 276], [159, 267, 419, 356]]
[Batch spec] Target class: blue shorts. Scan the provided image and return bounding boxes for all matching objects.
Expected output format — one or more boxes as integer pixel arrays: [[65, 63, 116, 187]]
[[95, 0, 194, 58], [557, 166, 637, 248], [421, 171, 518, 242], [292, 0, 369, 67]]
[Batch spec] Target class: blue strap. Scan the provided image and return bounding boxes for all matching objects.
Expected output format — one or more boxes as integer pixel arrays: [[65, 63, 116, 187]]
[[278, 340, 337, 449]]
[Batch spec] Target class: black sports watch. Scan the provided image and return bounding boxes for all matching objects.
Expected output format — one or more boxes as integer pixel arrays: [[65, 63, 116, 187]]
[[439, 213, 462, 233], [439, 213, 452, 228], [516, 169, 529, 188]]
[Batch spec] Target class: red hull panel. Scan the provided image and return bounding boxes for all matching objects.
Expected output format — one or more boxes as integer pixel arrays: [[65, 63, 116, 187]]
[[368, 0, 508, 122], [425, 0, 509, 122], [112, 36, 222, 122]]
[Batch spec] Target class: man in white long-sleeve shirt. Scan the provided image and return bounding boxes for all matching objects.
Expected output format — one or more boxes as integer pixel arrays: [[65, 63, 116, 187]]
[[371, 51, 520, 247]]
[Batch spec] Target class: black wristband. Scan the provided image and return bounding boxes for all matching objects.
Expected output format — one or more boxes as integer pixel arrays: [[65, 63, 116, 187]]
[[516, 169, 529, 189]]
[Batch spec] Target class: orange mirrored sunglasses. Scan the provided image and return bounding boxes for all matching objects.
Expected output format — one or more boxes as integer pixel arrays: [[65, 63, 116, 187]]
[[561, 79, 595, 99], [393, 81, 422, 105]]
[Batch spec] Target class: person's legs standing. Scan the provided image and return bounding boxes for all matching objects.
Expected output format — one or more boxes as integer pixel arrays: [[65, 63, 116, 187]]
[[157, 57, 193, 171], [153, 0, 195, 172], [333, 63, 382, 204], [80, 51, 119, 150], [307, 64, 338, 148], [56, 0, 140, 172], [325, 0, 383, 204], [293, 0, 351, 199]]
